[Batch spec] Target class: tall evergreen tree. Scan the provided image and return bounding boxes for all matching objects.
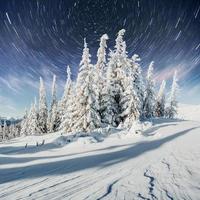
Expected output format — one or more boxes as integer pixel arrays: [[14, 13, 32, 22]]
[[142, 61, 156, 119], [96, 34, 109, 76], [48, 74, 59, 132], [95, 34, 109, 118], [59, 66, 73, 118], [155, 80, 166, 117], [9, 124, 16, 139], [131, 54, 144, 107], [120, 54, 143, 127], [115, 29, 126, 57], [27, 100, 39, 135], [38, 77, 48, 133], [102, 29, 128, 126], [2, 121, 8, 140], [20, 108, 28, 135], [101, 59, 117, 126], [70, 39, 101, 132], [0, 125, 3, 141], [60, 66, 75, 132], [166, 71, 179, 118]]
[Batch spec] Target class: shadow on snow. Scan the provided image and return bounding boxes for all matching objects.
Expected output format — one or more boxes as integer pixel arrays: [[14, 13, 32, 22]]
[[0, 126, 198, 184]]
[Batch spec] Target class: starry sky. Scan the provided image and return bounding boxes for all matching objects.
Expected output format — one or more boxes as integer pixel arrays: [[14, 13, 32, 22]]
[[0, 0, 199, 117]]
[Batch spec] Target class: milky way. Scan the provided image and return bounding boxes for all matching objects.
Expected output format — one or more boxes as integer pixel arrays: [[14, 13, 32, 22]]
[[0, 0, 199, 117]]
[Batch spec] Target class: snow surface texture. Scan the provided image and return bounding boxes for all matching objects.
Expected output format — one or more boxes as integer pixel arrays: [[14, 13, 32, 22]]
[[0, 104, 200, 200], [178, 103, 200, 122]]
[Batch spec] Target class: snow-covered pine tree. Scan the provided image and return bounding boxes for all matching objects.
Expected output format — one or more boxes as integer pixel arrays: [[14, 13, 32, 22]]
[[47, 75, 59, 132], [131, 54, 145, 108], [58, 66, 73, 129], [49, 102, 59, 132], [94, 34, 109, 118], [115, 29, 126, 57], [24, 106, 31, 135], [0, 125, 3, 141], [70, 38, 101, 132], [120, 54, 143, 128], [60, 66, 75, 132], [142, 61, 156, 119], [27, 100, 39, 135], [60, 92, 75, 133], [101, 55, 120, 127], [14, 124, 20, 138], [20, 108, 28, 136], [102, 29, 128, 126], [49, 75, 57, 117], [166, 71, 179, 118], [155, 80, 166, 117], [9, 124, 16, 139], [38, 77, 48, 133], [3, 121, 8, 140]]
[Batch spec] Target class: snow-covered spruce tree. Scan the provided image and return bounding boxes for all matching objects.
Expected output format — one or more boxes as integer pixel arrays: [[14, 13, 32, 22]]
[[94, 34, 109, 118], [155, 80, 166, 117], [20, 108, 28, 136], [130, 54, 145, 109], [142, 61, 156, 119], [60, 88, 76, 133], [25, 105, 32, 135], [47, 75, 59, 132], [120, 54, 144, 128], [70, 38, 101, 133], [58, 66, 72, 124], [101, 54, 120, 127], [115, 29, 126, 56], [3, 121, 9, 140], [60, 66, 75, 132], [0, 125, 3, 141], [166, 71, 179, 118], [27, 100, 39, 135], [102, 29, 128, 126], [9, 124, 16, 139], [38, 77, 48, 133]]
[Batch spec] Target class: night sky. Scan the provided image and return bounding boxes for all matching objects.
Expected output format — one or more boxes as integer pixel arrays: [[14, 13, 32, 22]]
[[0, 0, 199, 117]]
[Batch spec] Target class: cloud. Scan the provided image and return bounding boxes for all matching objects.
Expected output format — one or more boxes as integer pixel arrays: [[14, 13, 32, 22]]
[[0, 76, 20, 94], [155, 62, 198, 83], [0, 73, 39, 94], [0, 95, 18, 117], [155, 67, 177, 82]]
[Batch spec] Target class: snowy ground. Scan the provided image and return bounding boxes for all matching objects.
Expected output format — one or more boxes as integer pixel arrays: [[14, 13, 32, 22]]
[[0, 104, 200, 200], [178, 103, 200, 122]]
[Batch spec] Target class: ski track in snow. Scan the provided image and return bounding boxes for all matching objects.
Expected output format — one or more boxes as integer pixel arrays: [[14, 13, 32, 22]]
[[0, 119, 200, 199], [143, 169, 157, 200], [96, 179, 119, 200]]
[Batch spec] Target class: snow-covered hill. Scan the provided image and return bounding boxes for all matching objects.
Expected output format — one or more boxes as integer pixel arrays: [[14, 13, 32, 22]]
[[178, 103, 200, 122], [0, 104, 199, 200]]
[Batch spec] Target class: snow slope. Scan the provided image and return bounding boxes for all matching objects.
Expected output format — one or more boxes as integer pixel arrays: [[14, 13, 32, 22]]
[[0, 105, 200, 200], [178, 103, 200, 122]]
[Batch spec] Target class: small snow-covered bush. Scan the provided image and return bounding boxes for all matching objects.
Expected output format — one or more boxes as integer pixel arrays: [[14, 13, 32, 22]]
[[53, 135, 76, 146], [129, 121, 152, 134]]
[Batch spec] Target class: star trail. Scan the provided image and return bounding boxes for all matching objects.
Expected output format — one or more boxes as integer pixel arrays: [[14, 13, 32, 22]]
[[0, 0, 199, 117]]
